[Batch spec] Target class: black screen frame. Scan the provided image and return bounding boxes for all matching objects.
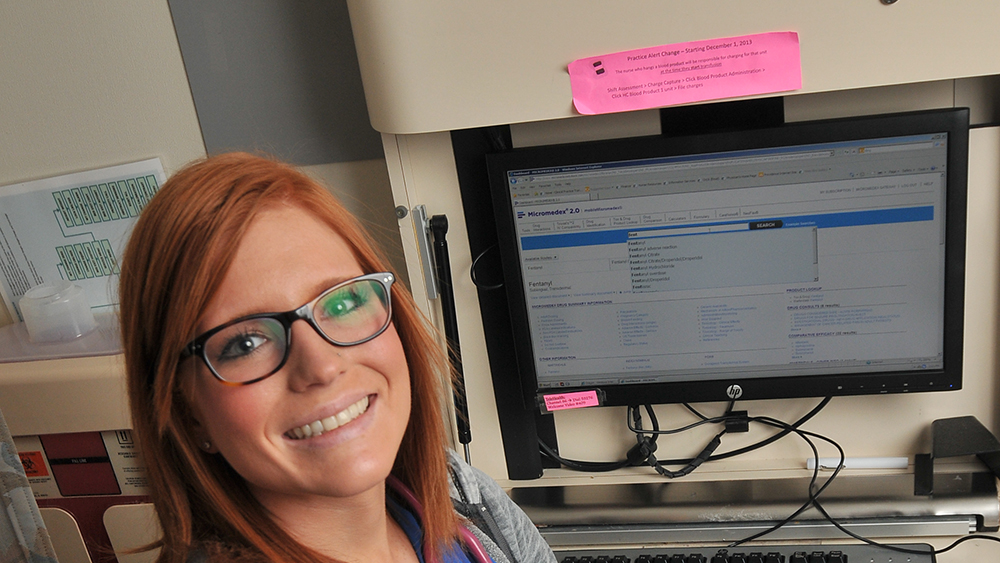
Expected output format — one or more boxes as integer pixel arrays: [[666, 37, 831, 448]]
[[486, 108, 969, 409]]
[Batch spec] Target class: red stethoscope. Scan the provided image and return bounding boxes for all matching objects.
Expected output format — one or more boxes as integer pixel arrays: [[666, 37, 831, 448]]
[[387, 475, 494, 563]]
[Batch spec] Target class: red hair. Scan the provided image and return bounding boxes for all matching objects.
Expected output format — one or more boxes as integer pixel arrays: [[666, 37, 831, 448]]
[[118, 153, 458, 562]]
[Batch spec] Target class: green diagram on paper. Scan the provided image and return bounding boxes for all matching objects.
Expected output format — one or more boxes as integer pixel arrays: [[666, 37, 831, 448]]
[[49, 175, 160, 280], [52, 175, 159, 227], [0, 159, 165, 321], [55, 240, 120, 281]]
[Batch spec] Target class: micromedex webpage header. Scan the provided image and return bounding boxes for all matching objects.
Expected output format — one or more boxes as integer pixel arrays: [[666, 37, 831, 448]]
[[504, 134, 949, 389]]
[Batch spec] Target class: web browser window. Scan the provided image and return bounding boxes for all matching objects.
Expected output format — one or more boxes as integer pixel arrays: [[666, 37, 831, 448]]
[[503, 134, 949, 389]]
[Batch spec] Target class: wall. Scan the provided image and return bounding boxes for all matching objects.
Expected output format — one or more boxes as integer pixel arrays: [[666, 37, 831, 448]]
[[165, 0, 409, 278], [0, 1, 408, 329], [0, 2, 204, 326]]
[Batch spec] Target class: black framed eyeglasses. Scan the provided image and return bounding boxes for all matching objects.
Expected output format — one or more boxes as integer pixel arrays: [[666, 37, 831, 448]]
[[182, 272, 395, 385]]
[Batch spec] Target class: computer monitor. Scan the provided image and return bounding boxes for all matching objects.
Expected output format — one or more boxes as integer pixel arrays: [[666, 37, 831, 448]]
[[487, 108, 968, 408]]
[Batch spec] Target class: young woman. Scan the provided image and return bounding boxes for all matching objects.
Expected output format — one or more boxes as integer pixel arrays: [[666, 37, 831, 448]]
[[118, 153, 555, 563]]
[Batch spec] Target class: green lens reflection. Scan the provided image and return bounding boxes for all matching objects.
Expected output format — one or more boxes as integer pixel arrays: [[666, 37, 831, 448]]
[[315, 280, 388, 343]]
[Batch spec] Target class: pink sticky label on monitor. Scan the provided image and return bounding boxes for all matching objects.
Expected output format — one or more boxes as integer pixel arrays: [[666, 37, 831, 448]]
[[568, 31, 801, 115], [543, 390, 601, 412]]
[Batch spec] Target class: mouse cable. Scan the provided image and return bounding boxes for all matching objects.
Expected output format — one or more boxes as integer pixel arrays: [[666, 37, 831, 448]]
[[727, 415, 845, 547], [804, 452, 1000, 556], [756, 417, 1000, 558], [790, 422, 1000, 558], [810, 495, 1000, 557], [626, 400, 737, 434], [628, 402, 731, 475], [930, 534, 1000, 555], [734, 416, 1000, 560]]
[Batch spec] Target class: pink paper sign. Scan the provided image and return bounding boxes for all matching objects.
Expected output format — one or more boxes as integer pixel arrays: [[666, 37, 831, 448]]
[[543, 390, 601, 412], [568, 32, 801, 115]]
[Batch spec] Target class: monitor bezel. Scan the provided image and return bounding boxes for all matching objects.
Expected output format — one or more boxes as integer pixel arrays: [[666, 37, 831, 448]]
[[486, 108, 969, 408]]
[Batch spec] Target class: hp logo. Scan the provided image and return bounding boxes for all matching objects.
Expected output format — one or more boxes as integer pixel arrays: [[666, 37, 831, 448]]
[[725, 384, 743, 400]]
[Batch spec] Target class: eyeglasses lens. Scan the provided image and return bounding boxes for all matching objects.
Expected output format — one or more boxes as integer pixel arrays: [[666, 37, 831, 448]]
[[203, 317, 287, 383], [202, 278, 390, 384], [313, 279, 390, 345]]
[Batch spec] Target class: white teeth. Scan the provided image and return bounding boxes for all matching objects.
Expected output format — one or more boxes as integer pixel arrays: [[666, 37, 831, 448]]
[[336, 410, 351, 426], [321, 416, 338, 432], [287, 396, 370, 440]]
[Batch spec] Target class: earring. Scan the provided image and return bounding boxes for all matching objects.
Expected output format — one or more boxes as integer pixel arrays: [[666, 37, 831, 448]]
[[201, 441, 212, 451]]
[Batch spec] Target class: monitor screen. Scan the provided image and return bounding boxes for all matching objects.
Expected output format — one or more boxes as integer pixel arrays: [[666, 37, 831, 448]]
[[487, 108, 968, 407]]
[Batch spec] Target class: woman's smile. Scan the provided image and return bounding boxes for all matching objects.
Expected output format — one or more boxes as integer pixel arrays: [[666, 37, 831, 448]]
[[285, 394, 372, 440]]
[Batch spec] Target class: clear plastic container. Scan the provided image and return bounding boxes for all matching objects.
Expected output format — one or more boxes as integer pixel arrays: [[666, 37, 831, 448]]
[[18, 280, 98, 343]]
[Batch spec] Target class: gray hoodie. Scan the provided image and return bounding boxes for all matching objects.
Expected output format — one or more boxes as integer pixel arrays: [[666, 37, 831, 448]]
[[447, 450, 557, 563]]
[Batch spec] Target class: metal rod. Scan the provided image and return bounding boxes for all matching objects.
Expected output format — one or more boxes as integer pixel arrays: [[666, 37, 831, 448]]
[[430, 214, 473, 463]]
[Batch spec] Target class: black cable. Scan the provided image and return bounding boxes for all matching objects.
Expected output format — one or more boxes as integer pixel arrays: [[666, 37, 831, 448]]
[[628, 401, 738, 435], [933, 534, 1000, 554], [539, 405, 667, 472], [810, 497, 951, 556], [626, 406, 727, 435], [682, 402, 710, 421], [469, 244, 503, 290], [547, 398, 831, 474], [543, 397, 1000, 557], [727, 416, 844, 546], [799, 450, 1000, 557], [631, 405, 725, 478], [640, 403, 658, 431], [650, 397, 832, 466], [735, 416, 1000, 560], [705, 397, 830, 462], [683, 400, 734, 421], [644, 429, 725, 478], [538, 438, 632, 472]]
